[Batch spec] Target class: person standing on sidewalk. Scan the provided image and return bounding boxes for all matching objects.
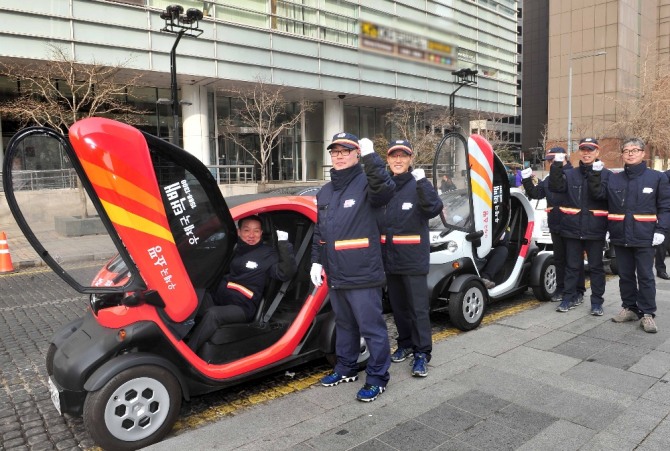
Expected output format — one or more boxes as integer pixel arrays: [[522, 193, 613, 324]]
[[521, 146, 586, 304], [380, 139, 443, 377], [655, 169, 670, 280], [549, 138, 610, 316], [589, 138, 670, 333], [310, 132, 395, 402]]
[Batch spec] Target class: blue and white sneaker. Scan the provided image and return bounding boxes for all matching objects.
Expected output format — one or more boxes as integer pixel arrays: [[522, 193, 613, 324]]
[[390, 347, 413, 363], [321, 372, 358, 387], [411, 353, 428, 377], [591, 305, 604, 316], [356, 383, 386, 402], [556, 300, 572, 312], [574, 293, 585, 306]]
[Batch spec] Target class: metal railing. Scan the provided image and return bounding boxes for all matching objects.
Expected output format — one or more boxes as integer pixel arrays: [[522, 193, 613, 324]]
[[206, 164, 256, 184], [4, 169, 78, 191]]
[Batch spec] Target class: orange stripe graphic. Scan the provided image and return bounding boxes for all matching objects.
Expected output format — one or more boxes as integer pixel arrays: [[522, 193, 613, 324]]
[[101, 199, 174, 243], [227, 282, 254, 299], [392, 235, 421, 244], [334, 238, 369, 250]]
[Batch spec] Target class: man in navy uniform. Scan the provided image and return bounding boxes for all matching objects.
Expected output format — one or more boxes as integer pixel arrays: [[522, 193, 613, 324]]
[[590, 138, 670, 333], [311, 132, 395, 402], [521, 146, 586, 304], [549, 138, 610, 316]]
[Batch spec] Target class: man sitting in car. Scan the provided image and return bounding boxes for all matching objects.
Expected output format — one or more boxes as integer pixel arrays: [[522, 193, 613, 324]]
[[187, 215, 296, 352]]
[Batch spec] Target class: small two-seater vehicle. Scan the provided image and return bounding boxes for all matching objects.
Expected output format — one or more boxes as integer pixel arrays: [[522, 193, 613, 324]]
[[425, 133, 557, 330], [2, 118, 368, 450], [2, 119, 555, 449]]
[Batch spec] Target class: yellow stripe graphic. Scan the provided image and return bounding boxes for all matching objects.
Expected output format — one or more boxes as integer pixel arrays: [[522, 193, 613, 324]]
[[101, 199, 175, 243], [81, 160, 165, 215]]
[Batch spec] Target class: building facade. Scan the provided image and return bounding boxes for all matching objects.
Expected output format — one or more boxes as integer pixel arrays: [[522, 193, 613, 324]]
[[0, 0, 519, 182]]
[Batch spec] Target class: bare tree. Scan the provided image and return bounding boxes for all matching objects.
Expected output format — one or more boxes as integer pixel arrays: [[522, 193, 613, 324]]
[[0, 43, 146, 218], [605, 46, 670, 167], [218, 77, 312, 185], [0, 43, 146, 131], [383, 100, 454, 165]]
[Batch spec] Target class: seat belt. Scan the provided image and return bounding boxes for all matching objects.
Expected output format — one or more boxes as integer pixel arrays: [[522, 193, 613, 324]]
[[262, 223, 314, 324]]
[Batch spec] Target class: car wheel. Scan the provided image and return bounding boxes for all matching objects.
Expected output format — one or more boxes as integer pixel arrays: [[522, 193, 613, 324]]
[[46, 343, 56, 376], [448, 280, 486, 331], [83, 365, 182, 451], [326, 336, 370, 370], [532, 257, 557, 302]]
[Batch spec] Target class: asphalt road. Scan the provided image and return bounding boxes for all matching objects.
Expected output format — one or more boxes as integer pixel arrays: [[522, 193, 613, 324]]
[[0, 265, 538, 450]]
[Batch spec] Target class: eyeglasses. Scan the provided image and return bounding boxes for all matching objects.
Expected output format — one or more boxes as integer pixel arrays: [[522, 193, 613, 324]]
[[328, 148, 353, 157], [621, 148, 643, 155], [388, 153, 410, 160]]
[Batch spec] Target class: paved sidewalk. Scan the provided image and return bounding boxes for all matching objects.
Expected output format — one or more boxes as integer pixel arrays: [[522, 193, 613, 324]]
[[147, 278, 670, 451]]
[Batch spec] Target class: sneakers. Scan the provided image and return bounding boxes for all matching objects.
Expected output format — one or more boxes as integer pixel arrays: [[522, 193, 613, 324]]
[[411, 353, 428, 377], [590, 305, 604, 316], [641, 314, 658, 333], [356, 383, 385, 402], [550, 294, 562, 303], [321, 372, 358, 387], [574, 293, 585, 306], [482, 278, 496, 289], [612, 308, 639, 323], [390, 347, 413, 363], [556, 299, 574, 312]]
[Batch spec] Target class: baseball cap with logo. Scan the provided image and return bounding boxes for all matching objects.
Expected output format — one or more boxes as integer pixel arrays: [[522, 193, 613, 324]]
[[327, 132, 360, 150], [543, 146, 566, 161], [578, 138, 599, 150], [387, 139, 413, 156]]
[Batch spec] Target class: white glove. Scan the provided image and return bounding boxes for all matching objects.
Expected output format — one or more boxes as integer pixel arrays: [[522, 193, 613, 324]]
[[554, 153, 566, 162], [358, 138, 374, 156], [276, 230, 288, 241], [411, 168, 425, 180], [653, 233, 665, 246], [521, 168, 532, 179], [592, 161, 604, 172], [310, 263, 323, 286]]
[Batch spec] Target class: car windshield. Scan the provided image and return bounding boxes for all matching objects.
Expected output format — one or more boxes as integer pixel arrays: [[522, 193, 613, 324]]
[[429, 188, 471, 231]]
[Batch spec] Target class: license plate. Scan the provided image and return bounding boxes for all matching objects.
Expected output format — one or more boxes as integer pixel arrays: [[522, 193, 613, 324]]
[[48, 377, 62, 415]]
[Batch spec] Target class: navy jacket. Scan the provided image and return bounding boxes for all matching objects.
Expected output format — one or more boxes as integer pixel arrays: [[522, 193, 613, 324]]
[[214, 239, 296, 320], [312, 153, 395, 289], [379, 171, 443, 275], [590, 162, 670, 247], [549, 160, 610, 240], [521, 162, 573, 233]]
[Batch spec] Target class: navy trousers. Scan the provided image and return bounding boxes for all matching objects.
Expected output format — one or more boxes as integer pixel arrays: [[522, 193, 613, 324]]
[[614, 245, 657, 317], [330, 287, 391, 387], [387, 274, 432, 357], [552, 232, 586, 296], [563, 237, 605, 306]]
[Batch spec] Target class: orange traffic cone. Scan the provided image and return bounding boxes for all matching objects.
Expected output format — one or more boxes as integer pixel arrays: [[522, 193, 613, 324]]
[[0, 231, 16, 273]]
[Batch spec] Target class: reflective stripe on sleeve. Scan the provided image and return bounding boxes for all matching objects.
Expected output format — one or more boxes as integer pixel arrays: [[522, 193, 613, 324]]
[[633, 214, 658, 222], [334, 238, 369, 250], [227, 282, 254, 299], [608, 214, 625, 221], [559, 207, 580, 215], [590, 210, 608, 216], [392, 235, 421, 244]]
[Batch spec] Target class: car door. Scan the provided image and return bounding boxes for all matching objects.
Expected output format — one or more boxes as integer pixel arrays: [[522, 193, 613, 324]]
[[2, 117, 237, 323]]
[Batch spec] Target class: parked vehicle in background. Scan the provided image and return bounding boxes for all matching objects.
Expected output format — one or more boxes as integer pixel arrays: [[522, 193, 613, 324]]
[[425, 133, 556, 331]]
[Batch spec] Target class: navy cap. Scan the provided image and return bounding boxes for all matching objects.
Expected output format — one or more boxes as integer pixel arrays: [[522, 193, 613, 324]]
[[327, 132, 360, 150], [543, 146, 566, 161], [387, 139, 413, 156], [578, 137, 599, 150]]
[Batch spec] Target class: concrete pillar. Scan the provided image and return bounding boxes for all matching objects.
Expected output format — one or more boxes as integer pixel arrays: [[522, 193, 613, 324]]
[[181, 84, 210, 165], [323, 98, 344, 180]]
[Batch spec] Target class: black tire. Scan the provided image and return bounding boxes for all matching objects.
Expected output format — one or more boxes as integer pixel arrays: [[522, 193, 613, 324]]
[[83, 365, 182, 451], [532, 257, 557, 302], [326, 336, 370, 370], [448, 280, 487, 331], [46, 343, 56, 376]]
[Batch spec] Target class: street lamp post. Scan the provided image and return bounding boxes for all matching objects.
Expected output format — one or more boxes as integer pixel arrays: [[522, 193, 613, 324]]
[[159, 4, 204, 146], [449, 68, 478, 129], [567, 50, 606, 155]]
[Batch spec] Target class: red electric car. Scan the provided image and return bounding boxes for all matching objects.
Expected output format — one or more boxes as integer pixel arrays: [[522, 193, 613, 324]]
[[2, 118, 368, 450]]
